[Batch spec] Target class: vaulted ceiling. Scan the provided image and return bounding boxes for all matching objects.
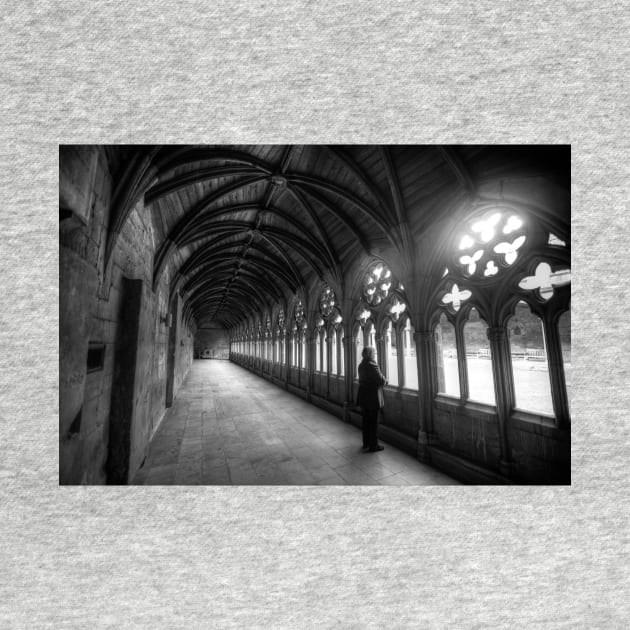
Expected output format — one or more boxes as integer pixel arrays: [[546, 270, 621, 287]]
[[109, 145, 569, 330]]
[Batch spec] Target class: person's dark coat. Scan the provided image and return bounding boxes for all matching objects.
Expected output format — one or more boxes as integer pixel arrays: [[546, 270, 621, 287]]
[[357, 358, 386, 410]]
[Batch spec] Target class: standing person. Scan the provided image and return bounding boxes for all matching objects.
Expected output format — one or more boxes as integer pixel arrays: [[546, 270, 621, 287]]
[[357, 346, 386, 452]]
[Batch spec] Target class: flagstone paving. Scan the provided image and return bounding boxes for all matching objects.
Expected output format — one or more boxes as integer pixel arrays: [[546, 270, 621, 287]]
[[132, 360, 460, 486]]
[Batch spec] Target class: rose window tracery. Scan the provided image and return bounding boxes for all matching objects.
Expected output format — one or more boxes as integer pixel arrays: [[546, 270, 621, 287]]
[[363, 263, 392, 305], [455, 210, 527, 279], [319, 286, 335, 317], [294, 300, 305, 324]]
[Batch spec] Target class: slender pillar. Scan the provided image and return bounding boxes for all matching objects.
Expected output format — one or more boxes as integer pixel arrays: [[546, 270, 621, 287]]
[[455, 325, 469, 402], [306, 336, 315, 401], [342, 333, 355, 421], [545, 313, 570, 429], [324, 333, 331, 398], [396, 325, 405, 388], [284, 331, 291, 389], [375, 334, 386, 375], [414, 330, 437, 462], [486, 327, 514, 475]]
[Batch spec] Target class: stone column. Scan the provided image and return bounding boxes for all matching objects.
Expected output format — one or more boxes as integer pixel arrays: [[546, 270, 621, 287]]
[[544, 313, 570, 429], [414, 330, 437, 462], [284, 331, 291, 389], [342, 333, 355, 421], [455, 325, 469, 402], [375, 333, 386, 375], [396, 325, 405, 388], [306, 335, 315, 401], [324, 332, 331, 398], [486, 326, 514, 475]]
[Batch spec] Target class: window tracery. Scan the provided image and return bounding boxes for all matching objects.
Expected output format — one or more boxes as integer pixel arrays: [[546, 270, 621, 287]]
[[455, 209, 527, 279], [319, 285, 336, 317], [389, 297, 406, 322], [518, 262, 571, 302], [363, 262, 392, 306], [548, 233, 566, 246], [441, 283, 471, 313], [294, 300, 304, 324]]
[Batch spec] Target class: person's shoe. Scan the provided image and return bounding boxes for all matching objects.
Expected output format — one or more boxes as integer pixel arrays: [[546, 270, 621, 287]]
[[369, 445, 384, 452]]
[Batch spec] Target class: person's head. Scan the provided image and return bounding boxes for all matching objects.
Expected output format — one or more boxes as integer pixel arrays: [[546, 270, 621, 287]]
[[362, 347, 376, 361]]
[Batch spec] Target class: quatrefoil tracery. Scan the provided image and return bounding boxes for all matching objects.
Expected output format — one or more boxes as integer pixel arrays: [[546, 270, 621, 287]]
[[442, 283, 471, 312], [519, 262, 571, 301], [389, 297, 406, 322]]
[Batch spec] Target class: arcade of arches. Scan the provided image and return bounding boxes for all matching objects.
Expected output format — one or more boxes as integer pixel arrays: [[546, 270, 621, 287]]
[[60, 145, 570, 485]]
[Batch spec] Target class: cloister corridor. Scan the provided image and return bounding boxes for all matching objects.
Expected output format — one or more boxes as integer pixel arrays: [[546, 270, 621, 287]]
[[133, 360, 460, 486]]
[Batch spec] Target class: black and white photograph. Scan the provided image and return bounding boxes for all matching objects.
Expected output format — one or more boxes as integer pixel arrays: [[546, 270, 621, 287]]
[[60, 145, 570, 486], [3, 1, 628, 627]]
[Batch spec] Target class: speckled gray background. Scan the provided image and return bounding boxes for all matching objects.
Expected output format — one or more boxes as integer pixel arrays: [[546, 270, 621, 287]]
[[1, 1, 628, 627]]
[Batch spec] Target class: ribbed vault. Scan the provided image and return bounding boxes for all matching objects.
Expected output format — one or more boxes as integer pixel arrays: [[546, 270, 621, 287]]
[[105, 145, 569, 331]]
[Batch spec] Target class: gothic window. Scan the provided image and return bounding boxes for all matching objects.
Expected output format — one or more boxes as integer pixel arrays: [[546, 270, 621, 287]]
[[353, 321, 363, 379], [300, 324, 307, 369], [293, 300, 305, 368], [435, 312, 459, 397], [338, 328, 345, 376], [315, 319, 324, 372], [442, 205, 571, 420], [402, 318, 418, 390], [278, 309, 286, 364], [463, 307, 495, 405], [385, 320, 399, 386], [319, 286, 342, 375], [292, 322, 299, 368], [455, 210, 527, 280], [319, 285, 336, 317], [366, 321, 377, 362], [265, 316, 271, 361], [330, 312, 343, 376], [315, 331, 321, 372], [508, 301, 552, 415], [363, 262, 393, 306], [255, 323, 261, 358]]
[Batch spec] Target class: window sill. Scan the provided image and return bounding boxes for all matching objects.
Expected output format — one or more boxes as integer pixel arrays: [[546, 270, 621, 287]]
[[510, 409, 564, 435], [434, 395, 498, 416]]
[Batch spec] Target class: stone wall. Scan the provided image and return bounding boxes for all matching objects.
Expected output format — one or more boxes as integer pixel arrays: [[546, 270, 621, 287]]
[[59, 147, 193, 484], [194, 328, 230, 360]]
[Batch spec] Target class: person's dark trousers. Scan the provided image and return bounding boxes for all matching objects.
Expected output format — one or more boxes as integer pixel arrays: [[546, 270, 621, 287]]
[[362, 407, 379, 449]]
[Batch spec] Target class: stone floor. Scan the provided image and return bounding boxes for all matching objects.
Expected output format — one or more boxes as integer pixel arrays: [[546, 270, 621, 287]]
[[132, 360, 460, 485]]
